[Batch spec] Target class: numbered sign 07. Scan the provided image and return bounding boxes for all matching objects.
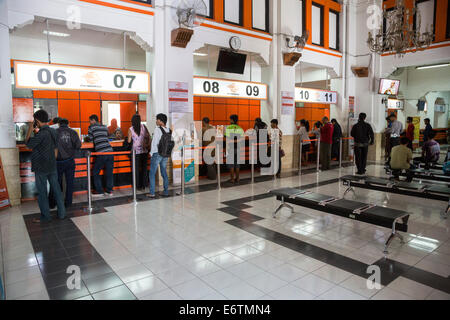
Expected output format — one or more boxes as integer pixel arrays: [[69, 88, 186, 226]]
[[193, 77, 267, 100], [14, 61, 150, 94], [295, 87, 337, 104]]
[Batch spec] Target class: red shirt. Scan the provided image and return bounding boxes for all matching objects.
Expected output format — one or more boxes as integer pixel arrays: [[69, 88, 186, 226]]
[[320, 122, 334, 144], [406, 123, 414, 141]]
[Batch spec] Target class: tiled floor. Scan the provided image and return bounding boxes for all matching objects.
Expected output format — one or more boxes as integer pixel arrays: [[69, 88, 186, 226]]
[[1, 163, 450, 300]]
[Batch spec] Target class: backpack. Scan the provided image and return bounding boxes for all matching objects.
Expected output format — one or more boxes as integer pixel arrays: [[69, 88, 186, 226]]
[[158, 127, 174, 157]]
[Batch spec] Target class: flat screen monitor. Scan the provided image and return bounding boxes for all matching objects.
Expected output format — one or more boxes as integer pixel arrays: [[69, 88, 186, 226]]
[[216, 50, 247, 75], [379, 79, 400, 95]]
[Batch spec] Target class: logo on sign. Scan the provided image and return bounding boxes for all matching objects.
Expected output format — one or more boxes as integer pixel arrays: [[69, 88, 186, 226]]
[[227, 83, 239, 95], [81, 72, 101, 87]]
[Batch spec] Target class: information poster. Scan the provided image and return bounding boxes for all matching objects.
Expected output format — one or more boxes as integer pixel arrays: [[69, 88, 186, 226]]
[[169, 81, 190, 113], [413, 117, 420, 144], [281, 91, 295, 115], [0, 156, 11, 210]]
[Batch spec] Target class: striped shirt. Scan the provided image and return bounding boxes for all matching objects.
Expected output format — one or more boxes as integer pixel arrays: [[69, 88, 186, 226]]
[[87, 123, 113, 153], [26, 126, 57, 174]]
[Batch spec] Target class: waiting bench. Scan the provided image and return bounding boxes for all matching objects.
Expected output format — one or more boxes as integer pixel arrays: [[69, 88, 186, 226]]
[[341, 175, 449, 218], [385, 166, 450, 183], [270, 188, 410, 254]]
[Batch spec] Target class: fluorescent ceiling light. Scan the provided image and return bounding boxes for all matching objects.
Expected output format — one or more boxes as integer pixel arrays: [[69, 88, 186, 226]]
[[416, 63, 450, 70], [193, 52, 208, 57], [43, 30, 70, 37]]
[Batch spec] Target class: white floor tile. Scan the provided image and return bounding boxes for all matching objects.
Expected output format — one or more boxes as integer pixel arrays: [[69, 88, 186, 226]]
[[292, 273, 335, 296], [226, 261, 265, 280], [201, 270, 242, 290], [219, 282, 265, 300], [172, 278, 217, 300], [387, 277, 434, 300], [269, 284, 316, 300], [371, 287, 416, 300], [312, 265, 353, 284], [126, 276, 168, 298], [245, 272, 288, 293], [156, 266, 197, 287], [317, 286, 366, 300], [140, 288, 181, 300], [115, 264, 154, 283]]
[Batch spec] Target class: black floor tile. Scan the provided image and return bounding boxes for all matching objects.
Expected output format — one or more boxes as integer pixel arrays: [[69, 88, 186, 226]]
[[39, 257, 73, 276], [65, 242, 98, 258], [92, 285, 136, 300], [80, 262, 114, 281], [70, 251, 104, 268], [60, 235, 92, 249], [47, 282, 90, 300], [84, 272, 124, 294], [35, 247, 69, 265], [43, 270, 74, 289]]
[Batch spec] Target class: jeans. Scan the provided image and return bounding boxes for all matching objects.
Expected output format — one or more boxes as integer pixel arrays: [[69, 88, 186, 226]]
[[149, 153, 169, 195], [135, 153, 149, 189], [93, 155, 114, 194], [58, 158, 75, 206], [35, 171, 66, 221], [354, 146, 369, 174]]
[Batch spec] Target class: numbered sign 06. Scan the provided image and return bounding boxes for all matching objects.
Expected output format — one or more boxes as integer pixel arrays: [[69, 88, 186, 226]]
[[14, 61, 150, 94], [194, 77, 267, 100]]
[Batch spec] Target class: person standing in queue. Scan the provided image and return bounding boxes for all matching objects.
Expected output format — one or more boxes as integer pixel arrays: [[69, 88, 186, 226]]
[[297, 119, 311, 166], [253, 117, 268, 168], [270, 119, 283, 178], [25, 110, 66, 223], [55, 118, 81, 207], [147, 113, 173, 198], [386, 113, 403, 149], [384, 116, 393, 162], [128, 114, 151, 191], [351, 113, 374, 175], [319, 117, 334, 171], [331, 119, 342, 160], [225, 114, 244, 184], [201, 117, 216, 180], [86, 115, 114, 197], [405, 117, 415, 150], [423, 118, 433, 142]]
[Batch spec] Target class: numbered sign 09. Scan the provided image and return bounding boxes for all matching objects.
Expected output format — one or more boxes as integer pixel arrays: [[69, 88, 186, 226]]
[[295, 87, 337, 104], [194, 77, 267, 100], [14, 61, 150, 94]]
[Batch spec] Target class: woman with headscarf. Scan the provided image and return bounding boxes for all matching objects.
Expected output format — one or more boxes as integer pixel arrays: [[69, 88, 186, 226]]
[[108, 118, 124, 140]]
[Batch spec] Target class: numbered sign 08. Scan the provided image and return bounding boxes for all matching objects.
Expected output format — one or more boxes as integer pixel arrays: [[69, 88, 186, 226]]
[[193, 77, 267, 100], [14, 61, 150, 94], [295, 87, 337, 104]]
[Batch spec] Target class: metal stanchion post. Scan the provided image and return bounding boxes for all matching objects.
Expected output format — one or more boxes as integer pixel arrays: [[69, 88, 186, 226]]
[[86, 152, 92, 213], [339, 138, 343, 168], [132, 149, 137, 204], [251, 143, 255, 184], [216, 143, 221, 190], [274, 139, 279, 179], [316, 139, 321, 172], [299, 141, 303, 174], [181, 141, 185, 196]]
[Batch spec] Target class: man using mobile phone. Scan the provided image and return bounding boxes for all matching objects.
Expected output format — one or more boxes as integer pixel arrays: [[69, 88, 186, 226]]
[[25, 110, 66, 223]]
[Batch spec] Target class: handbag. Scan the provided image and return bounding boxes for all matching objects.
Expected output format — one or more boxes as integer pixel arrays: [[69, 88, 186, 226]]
[[143, 125, 151, 153]]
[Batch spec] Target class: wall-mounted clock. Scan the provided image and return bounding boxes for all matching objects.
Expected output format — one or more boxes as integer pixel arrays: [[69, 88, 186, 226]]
[[229, 36, 241, 51]]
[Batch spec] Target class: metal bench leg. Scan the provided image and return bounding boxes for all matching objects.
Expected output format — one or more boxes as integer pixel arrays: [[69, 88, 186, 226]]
[[273, 197, 294, 218], [383, 219, 405, 254], [343, 186, 355, 197], [442, 201, 449, 219]]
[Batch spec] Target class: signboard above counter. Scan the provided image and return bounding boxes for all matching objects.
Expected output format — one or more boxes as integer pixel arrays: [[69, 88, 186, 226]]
[[295, 87, 337, 104], [14, 61, 150, 94], [194, 77, 267, 100]]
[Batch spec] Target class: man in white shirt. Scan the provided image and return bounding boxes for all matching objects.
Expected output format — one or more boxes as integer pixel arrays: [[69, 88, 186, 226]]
[[147, 113, 171, 198], [386, 113, 403, 149]]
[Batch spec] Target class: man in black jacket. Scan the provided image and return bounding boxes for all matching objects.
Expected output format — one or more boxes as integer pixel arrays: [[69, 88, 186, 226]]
[[56, 119, 82, 207], [25, 110, 66, 223], [351, 113, 374, 175]]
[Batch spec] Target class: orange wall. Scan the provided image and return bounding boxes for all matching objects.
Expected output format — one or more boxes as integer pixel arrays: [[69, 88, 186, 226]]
[[296, 103, 330, 128], [31, 90, 145, 135], [194, 96, 261, 132]]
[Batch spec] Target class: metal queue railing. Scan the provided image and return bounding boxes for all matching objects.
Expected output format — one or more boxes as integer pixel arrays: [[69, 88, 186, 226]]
[[298, 137, 355, 174], [86, 149, 136, 213], [83, 137, 358, 205]]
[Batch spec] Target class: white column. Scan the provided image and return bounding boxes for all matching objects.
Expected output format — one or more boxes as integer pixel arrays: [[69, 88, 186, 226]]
[[0, 0, 15, 148]]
